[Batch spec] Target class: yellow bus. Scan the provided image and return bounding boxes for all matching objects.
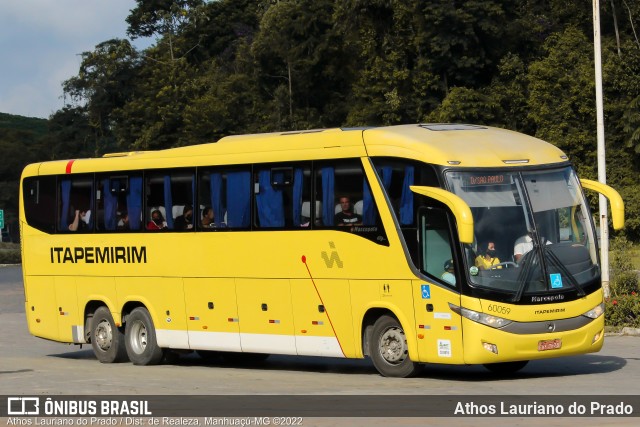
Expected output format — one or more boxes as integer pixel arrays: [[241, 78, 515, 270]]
[[19, 124, 624, 377]]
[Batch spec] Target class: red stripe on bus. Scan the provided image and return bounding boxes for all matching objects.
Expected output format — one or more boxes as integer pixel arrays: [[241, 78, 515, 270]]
[[65, 160, 75, 174]]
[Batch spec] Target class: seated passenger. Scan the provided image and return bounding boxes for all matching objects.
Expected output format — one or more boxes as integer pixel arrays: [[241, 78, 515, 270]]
[[69, 209, 89, 231], [514, 233, 534, 262], [147, 209, 168, 230], [475, 241, 501, 269], [174, 205, 194, 230], [334, 196, 362, 226], [514, 232, 551, 262], [117, 211, 129, 230], [441, 259, 456, 285], [201, 206, 215, 228]]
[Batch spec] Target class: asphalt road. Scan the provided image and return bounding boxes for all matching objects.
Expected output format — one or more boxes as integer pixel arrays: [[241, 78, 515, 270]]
[[1, 265, 639, 426]]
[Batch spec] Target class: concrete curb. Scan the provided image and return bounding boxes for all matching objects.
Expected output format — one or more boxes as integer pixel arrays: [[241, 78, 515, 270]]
[[605, 327, 640, 337]]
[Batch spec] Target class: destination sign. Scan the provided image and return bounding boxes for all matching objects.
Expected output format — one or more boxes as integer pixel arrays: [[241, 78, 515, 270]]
[[462, 174, 509, 187]]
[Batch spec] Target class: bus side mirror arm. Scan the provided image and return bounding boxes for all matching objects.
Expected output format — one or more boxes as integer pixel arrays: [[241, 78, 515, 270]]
[[580, 179, 625, 230], [410, 185, 474, 244]]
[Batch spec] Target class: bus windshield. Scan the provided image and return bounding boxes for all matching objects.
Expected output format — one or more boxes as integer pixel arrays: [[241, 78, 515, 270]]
[[445, 167, 599, 301]]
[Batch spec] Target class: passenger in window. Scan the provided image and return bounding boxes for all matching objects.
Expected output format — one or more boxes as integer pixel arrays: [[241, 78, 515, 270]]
[[475, 241, 501, 269], [147, 209, 168, 230], [69, 209, 89, 231], [441, 259, 456, 285], [174, 205, 194, 230], [334, 196, 362, 227], [201, 206, 215, 228], [117, 211, 129, 230]]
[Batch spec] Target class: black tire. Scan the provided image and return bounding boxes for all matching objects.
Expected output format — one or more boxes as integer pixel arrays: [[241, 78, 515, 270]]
[[483, 360, 529, 374], [90, 306, 128, 363], [369, 315, 422, 378], [124, 307, 164, 365]]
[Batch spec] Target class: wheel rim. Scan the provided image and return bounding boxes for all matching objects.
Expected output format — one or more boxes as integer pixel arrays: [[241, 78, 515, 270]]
[[129, 320, 148, 355], [94, 319, 113, 352], [378, 326, 407, 365]]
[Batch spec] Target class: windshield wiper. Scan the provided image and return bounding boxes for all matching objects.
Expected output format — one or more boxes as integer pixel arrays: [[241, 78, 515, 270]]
[[512, 251, 539, 303]]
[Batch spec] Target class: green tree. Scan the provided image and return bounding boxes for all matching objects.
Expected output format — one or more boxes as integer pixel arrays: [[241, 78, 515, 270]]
[[335, 1, 438, 125], [0, 127, 41, 225], [112, 51, 198, 149], [420, 0, 508, 91], [182, 56, 261, 144], [62, 39, 138, 155], [527, 27, 597, 177], [605, 37, 640, 239], [427, 87, 499, 124], [251, 0, 349, 129], [126, 0, 206, 40], [43, 107, 95, 159]]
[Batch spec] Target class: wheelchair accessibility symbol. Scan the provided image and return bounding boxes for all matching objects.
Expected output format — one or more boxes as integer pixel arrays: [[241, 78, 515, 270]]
[[550, 273, 563, 289], [421, 284, 431, 299]]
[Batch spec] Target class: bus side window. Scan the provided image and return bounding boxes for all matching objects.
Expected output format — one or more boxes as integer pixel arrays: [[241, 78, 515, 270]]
[[254, 164, 311, 229], [254, 167, 285, 228], [145, 170, 194, 231], [370, 158, 440, 226], [315, 159, 387, 244], [96, 174, 142, 232], [198, 167, 251, 229], [23, 176, 56, 234], [59, 175, 94, 233], [315, 159, 368, 227]]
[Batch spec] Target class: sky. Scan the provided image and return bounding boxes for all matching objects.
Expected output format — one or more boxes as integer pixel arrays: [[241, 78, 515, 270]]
[[0, 0, 150, 119]]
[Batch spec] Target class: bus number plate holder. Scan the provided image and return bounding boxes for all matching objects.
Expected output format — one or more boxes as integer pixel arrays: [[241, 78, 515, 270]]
[[538, 339, 562, 351]]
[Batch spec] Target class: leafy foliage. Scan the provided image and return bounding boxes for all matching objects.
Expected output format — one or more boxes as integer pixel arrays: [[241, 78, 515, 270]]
[[0, 113, 48, 136], [0, 115, 46, 232], [605, 293, 640, 328], [606, 236, 640, 328], [610, 236, 639, 295]]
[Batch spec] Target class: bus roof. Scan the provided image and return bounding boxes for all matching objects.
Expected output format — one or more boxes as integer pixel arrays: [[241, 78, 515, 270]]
[[362, 124, 568, 167], [27, 124, 569, 176]]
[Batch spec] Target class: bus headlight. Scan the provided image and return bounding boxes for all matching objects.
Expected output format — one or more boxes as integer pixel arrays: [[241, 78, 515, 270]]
[[582, 302, 605, 319], [449, 303, 512, 329]]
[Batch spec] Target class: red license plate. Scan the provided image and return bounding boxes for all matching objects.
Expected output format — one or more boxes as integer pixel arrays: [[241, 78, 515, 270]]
[[538, 339, 562, 351]]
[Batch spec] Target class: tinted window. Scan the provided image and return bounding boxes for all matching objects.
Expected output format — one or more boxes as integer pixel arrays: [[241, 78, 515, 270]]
[[254, 163, 311, 229], [315, 159, 387, 245], [96, 174, 143, 232], [198, 167, 251, 229], [59, 175, 94, 232], [145, 170, 194, 231], [23, 176, 56, 233]]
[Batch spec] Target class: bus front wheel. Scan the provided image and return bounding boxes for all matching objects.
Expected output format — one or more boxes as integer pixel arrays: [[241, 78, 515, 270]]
[[90, 306, 128, 363], [369, 315, 422, 378], [125, 307, 164, 365]]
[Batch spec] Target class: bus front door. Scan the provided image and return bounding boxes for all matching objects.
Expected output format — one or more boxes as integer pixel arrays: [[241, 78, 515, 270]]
[[413, 207, 464, 364]]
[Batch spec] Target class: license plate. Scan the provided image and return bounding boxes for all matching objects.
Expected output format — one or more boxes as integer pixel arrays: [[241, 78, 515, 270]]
[[538, 339, 562, 351]]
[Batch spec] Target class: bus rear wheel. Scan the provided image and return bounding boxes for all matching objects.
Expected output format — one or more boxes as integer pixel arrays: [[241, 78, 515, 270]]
[[369, 315, 422, 378], [125, 307, 164, 365], [90, 306, 128, 363]]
